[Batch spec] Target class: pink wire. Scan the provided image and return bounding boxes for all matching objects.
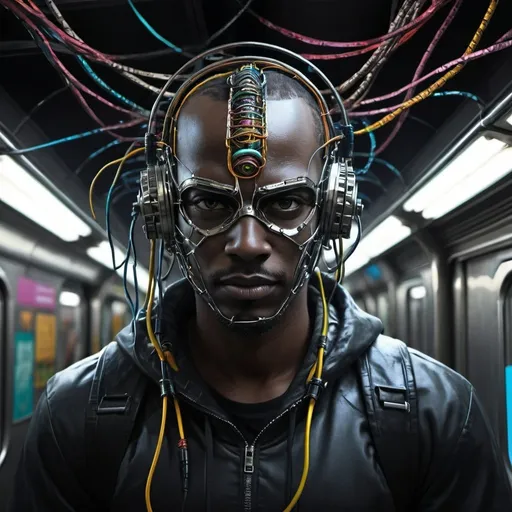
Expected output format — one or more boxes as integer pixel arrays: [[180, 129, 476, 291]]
[[8, 0, 116, 64], [356, 37, 512, 109], [302, 15, 429, 61], [253, 0, 447, 48], [8, 1, 139, 120], [374, 0, 464, 154], [302, 41, 383, 61]]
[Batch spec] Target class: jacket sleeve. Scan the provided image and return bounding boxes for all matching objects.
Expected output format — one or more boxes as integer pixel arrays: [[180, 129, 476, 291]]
[[8, 387, 96, 512], [417, 388, 512, 511]]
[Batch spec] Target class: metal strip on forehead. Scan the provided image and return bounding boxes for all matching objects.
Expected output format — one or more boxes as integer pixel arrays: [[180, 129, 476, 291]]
[[226, 64, 268, 179]]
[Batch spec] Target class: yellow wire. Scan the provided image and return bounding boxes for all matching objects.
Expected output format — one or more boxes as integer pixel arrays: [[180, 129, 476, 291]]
[[145, 240, 165, 362], [88, 147, 146, 219], [283, 269, 328, 512], [145, 395, 168, 512], [145, 239, 186, 512], [354, 0, 498, 136], [174, 397, 185, 439]]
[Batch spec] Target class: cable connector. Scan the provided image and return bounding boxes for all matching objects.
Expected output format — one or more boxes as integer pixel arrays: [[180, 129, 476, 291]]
[[145, 132, 157, 166], [317, 335, 328, 350], [178, 439, 189, 493], [306, 377, 325, 401], [159, 360, 175, 397]]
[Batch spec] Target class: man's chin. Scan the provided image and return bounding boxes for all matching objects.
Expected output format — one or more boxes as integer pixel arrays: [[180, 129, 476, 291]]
[[209, 299, 287, 335]]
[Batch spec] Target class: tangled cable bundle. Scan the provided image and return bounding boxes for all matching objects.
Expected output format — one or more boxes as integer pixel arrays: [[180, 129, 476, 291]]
[[1, 0, 511, 208], [226, 65, 268, 179]]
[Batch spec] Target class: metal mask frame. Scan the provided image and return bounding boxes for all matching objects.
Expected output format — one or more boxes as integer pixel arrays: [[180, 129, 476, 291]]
[[138, 42, 362, 325]]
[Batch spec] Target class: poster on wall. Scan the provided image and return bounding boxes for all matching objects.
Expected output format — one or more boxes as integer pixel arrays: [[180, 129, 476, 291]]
[[15, 276, 57, 412], [13, 331, 35, 422], [35, 313, 57, 389]]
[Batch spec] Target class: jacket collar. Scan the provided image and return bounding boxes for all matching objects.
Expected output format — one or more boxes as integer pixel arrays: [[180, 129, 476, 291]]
[[116, 275, 382, 419]]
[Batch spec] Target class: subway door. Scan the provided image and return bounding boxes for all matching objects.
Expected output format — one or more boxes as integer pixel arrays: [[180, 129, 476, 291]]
[[56, 283, 88, 370], [457, 248, 512, 474], [396, 276, 434, 356]]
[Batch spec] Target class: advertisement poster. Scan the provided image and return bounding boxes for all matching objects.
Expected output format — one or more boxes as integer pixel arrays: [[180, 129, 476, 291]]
[[15, 277, 57, 412], [34, 313, 56, 390], [17, 277, 56, 310], [13, 331, 35, 422]]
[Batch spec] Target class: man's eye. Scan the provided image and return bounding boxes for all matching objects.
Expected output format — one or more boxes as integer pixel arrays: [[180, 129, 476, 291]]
[[192, 198, 229, 211], [271, 197, 302, 211]]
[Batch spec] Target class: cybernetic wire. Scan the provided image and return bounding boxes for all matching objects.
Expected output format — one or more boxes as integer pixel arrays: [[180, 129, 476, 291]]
[[226, 65, 268, 179]]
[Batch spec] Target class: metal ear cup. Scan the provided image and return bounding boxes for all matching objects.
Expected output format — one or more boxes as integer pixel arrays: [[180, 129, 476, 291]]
[[138, 160, 175, 243], [322, 160, 362, 242]]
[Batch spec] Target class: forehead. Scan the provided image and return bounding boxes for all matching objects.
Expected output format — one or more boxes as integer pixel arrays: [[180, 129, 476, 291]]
[[175, 95, 322, 187]]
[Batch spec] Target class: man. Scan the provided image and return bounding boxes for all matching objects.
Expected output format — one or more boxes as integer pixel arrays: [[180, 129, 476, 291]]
[[9, 61, 512, 512]]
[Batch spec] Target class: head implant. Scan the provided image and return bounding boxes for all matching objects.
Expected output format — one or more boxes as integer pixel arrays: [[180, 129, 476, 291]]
[[226, 64, 267, 179]]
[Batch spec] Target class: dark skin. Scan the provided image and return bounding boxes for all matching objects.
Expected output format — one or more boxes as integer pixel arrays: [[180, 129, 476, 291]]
[[176, 94, 322, 404]]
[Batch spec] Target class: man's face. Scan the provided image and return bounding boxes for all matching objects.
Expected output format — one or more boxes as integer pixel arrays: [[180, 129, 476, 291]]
[[175, 94, 322, 322]]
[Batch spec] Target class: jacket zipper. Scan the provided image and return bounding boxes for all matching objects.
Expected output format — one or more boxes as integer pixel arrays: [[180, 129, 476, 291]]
[[244, 445, 255, 512], [180, 392, 306, 512]]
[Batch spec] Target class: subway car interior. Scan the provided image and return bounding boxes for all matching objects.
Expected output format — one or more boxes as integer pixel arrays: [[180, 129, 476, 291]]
[[0, 0, 512, 509]]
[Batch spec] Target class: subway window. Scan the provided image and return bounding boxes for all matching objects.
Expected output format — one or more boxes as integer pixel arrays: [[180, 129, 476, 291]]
[[504, 280, 512, 467], [353, 295, 366, 312], [57, 289, 85, 371], [377, 292, 390, 334], [101, 298, 130, 348], [407, 285, 428, 353]]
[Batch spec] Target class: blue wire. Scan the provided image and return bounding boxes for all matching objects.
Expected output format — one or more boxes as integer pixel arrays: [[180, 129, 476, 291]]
[[373, 157, 405, 185], [2, 123, 145, 155], [112, 186, 139, 205], [354, 153, 406, 186], [358, 192, 372, 204], [45, 26, 147, 114], [356, 174, 387, 192], [75, 140, 122, 175], [130, 210, 140, 323], [432, 90, 483, 105], [127, 0, 182, 52], [77, 56, 149, 114], [360, 118, 376, 174], [105, 174, 128, 271], [122, 214, 137, 321], [154, 240, 165, 337], [120, 169, 144, 183]]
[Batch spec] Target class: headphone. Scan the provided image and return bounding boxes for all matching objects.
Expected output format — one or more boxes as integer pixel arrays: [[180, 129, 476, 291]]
[[138, 41, 362, 261]]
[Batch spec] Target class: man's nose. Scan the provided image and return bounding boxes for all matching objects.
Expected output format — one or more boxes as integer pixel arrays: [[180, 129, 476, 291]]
[[224, 216, 272, 262]]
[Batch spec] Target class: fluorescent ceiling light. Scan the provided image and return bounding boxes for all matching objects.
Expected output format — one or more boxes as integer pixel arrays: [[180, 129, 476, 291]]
[[87, 241, 150, 292], [344, 216, 411, 277], [403, 136, 510, 220], [409, 285, 426, 300], [506, 112, 512, 126], [59, 291, 81, 307], [0, 155, 92, 242], [111, 300, 128, 316], [87, 241, 125, 269]]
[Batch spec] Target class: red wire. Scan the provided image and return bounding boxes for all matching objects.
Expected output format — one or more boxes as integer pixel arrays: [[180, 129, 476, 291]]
[[9, 0, 117, 64], [303, 16, 427, 61], [374, 0, 464, 154], [356, 37, 512, 108], [8, 1, 141, 124], [253, 0, 448, 49]]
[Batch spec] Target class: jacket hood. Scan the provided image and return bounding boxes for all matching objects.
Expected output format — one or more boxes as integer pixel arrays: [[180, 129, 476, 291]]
[[115, 274, 383, 413]]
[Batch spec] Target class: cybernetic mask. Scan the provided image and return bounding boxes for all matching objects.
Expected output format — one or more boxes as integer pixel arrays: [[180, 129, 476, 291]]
[[138, 42, 361, 325]]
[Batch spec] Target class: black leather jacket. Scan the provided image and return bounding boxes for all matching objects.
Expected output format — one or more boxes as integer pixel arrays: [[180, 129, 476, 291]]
[[9, 278, 512, 511]]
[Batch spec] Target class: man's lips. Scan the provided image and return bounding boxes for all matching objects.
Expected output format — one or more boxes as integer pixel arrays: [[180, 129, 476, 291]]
[[216, 274, 280, 300]]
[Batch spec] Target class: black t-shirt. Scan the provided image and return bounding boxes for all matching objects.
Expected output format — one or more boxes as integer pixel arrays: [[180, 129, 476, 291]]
[[209, 387, 285, 441]]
